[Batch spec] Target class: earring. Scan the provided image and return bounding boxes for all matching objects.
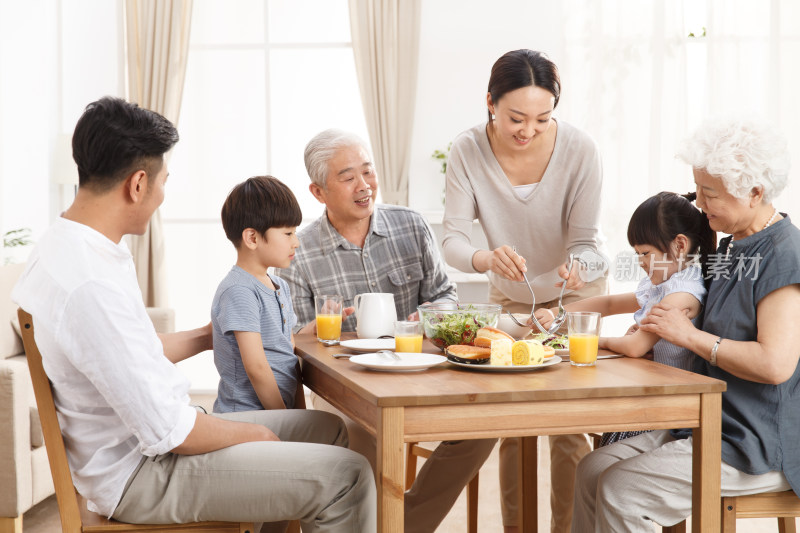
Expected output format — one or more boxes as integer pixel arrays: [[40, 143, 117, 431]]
[[491, 114, 496, 120]]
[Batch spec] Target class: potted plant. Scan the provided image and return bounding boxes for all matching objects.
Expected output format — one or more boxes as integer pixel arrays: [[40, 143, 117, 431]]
[[2, 228, 33, 265], [431, 142, 452, 206]]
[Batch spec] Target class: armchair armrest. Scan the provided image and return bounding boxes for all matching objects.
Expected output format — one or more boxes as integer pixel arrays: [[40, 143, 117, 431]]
[[0, 358, 33, 516]]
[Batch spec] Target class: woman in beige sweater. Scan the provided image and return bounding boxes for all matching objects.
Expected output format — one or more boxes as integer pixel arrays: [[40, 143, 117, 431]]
[[443, 49, 608, 533]]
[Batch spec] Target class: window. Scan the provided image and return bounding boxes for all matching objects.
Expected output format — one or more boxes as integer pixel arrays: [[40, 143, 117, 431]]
[[164, 0, 369, 389]]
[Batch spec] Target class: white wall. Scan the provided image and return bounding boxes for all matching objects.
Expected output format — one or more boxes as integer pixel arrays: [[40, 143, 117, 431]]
[[0, 0, 124, 249], [0, 0, 59, 242]]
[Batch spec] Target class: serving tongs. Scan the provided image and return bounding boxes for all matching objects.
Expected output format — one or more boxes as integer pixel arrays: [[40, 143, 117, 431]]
[[506, 249, 572, 335]]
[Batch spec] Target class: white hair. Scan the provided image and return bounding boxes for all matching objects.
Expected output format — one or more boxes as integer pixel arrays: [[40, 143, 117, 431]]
[[303, 129, 371, 189], [676, 116, 790, 204]]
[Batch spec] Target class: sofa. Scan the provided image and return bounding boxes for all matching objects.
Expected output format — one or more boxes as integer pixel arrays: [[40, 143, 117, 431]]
[[0, 262, 174, 532]]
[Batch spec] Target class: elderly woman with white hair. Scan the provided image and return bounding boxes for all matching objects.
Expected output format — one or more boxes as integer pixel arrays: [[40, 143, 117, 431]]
[[571, 117, 800, 532]]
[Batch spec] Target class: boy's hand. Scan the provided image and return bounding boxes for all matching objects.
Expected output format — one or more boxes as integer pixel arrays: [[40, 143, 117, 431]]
[[533, 308, 556, 330]]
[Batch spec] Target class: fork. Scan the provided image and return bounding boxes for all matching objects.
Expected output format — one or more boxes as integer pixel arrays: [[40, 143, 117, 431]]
[[546, 253, 573, 333], [511, 246, 550, 334]]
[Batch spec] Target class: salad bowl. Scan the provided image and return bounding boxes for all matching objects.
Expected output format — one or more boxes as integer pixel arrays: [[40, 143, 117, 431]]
[[418, 302, 501, 350]]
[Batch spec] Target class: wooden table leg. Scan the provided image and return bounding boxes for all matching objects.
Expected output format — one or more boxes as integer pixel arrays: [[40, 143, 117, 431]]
[[377, 406, 405, 532], [520, 435, 539, 533], [692, 392, 722, 533]]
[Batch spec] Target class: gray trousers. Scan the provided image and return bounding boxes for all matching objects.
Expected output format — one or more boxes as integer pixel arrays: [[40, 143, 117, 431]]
[[572, 429, 791, 532], [311, 393, 497, 533], [112, 409, 376, 533]]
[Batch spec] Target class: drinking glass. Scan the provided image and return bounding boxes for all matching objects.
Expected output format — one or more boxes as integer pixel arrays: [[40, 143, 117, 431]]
[[567, 312, 601, 366], [315, 295, 343, 346], [394, 320, 423, 353]]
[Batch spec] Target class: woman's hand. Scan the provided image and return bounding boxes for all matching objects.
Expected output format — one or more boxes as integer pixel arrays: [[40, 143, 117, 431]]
[[639, 302, 695, 347], [473, 245, 526, 282], [556, 258, 586, 291], [533, 308, 556, 330]]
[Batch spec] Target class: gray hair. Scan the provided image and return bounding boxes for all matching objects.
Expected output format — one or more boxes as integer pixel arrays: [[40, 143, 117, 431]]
[[304, 129, 371, 188], [676, 116, 790, 204]]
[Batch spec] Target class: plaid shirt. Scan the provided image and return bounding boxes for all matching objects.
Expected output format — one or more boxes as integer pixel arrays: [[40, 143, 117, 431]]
[[276, 204, 457, 333]]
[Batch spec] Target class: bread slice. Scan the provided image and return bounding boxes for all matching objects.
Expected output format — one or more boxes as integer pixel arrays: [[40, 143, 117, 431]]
[[474, 326, 515, 348], [446, 344, 491, 365]]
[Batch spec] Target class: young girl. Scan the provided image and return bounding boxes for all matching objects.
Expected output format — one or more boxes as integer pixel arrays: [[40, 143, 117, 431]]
[[536, 191, 716, 445]]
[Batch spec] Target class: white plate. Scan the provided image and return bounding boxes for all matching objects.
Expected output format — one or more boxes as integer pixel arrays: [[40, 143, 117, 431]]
[[349, 352, 447, 372], [555, 348, 569, 356], [339, 338, 396, 352], [447, 355, 562, 372]]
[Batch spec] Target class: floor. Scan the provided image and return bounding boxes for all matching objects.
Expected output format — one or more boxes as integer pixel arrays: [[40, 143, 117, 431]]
[[20, 394, 792, 532]]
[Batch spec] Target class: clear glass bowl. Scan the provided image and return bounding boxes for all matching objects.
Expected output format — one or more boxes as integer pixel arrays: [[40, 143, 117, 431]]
[[417, 302, 501, 351]]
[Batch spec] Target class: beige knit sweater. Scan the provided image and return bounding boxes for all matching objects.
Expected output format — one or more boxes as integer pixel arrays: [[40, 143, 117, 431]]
[[443, 119, 604, 303]]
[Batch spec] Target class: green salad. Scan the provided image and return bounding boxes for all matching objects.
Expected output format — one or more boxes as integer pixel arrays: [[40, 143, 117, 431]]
[[530, 332, 569, 349], [422, 306, 495, 349]]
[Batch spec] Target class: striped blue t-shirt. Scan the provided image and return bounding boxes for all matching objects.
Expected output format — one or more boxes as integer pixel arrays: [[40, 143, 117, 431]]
[[211, 266, 299, 412]]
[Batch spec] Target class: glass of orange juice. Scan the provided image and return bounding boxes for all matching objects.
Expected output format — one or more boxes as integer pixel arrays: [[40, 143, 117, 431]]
[[315, 295, 343, 346], [394, 320, 423, 353], [567, 312, 601, 367]]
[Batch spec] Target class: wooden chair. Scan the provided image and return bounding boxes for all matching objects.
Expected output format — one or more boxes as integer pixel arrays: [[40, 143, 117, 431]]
[[720, 491, 799, 532], [405, 441, 479, 533], [17, 309, 255, 533]]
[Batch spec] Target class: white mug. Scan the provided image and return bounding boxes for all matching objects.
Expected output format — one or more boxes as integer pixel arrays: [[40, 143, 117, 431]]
[[353, 293, 397, 339]]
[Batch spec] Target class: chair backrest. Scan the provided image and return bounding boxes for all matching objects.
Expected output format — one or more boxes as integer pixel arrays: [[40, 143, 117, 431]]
[[18, 308, 84, 533]]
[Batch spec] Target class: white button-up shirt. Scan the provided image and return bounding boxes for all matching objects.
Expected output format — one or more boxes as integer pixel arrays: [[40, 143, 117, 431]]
[[12, 217, 196, 517]]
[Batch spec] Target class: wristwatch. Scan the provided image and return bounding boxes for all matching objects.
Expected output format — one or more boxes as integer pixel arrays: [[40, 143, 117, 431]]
[[710, 337, 722, 366]]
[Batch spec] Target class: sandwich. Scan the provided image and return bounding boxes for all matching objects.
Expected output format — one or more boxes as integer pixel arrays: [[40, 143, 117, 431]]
[[445, 344, 491, 365], [474, 326, 515, 348]]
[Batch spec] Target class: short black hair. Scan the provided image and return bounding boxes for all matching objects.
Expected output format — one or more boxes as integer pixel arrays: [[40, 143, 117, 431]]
[[221, 176, 303, 248], [71, 96, 179, 192]]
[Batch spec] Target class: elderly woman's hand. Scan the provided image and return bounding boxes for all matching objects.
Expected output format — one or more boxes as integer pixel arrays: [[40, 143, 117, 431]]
[[639, 302, 696, 347]]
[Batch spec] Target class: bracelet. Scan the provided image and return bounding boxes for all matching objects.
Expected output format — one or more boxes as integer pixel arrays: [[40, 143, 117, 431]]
[[710, 337, 722, 366]]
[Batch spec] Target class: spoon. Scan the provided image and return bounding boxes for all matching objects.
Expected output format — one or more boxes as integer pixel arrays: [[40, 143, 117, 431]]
[[377, 349, 402, 362]]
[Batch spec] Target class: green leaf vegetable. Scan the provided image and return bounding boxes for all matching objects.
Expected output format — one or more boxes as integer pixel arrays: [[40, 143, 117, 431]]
[[530, 332, 569, 349], [422, 305, 496, 349]]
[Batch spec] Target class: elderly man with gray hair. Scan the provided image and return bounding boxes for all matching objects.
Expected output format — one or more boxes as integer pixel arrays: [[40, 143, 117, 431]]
[[277, 128, 497, 533]]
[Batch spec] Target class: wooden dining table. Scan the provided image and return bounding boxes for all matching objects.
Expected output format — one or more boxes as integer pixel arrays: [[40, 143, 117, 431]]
[[294, 333, 726, 532]]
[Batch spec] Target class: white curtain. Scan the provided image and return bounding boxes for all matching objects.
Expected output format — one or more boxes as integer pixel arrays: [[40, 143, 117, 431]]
[[124, 0, 192, 306], [555, 0, 799, 292], [348, 0, 421, 206], [556, 0, 689, 281]]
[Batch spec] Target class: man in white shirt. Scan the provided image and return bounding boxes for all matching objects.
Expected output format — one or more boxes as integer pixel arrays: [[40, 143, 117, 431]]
[[12, 97, 375, 531]]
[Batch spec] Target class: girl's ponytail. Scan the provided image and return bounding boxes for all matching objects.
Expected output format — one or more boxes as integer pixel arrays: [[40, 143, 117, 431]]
[[683, 191, 716, 280]]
